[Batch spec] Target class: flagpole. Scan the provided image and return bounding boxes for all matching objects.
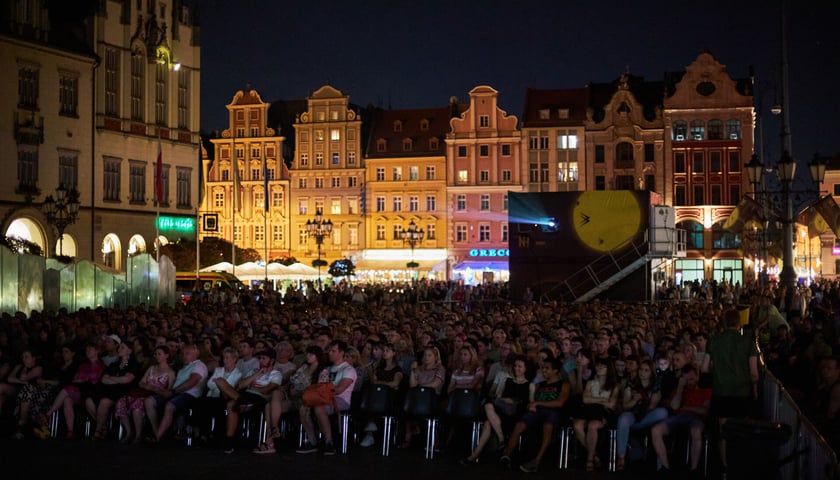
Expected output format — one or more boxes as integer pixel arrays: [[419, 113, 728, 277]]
[[155, 130, 162, 309], [196, 140, 203, 290], [264, 150, 269, 289], [231, 131, 237, 280]]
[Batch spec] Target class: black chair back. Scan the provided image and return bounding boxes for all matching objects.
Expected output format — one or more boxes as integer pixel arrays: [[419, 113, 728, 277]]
[[404, 386, 437, 417], [361, 384, 395, 415], [446, 388, 482, 420]]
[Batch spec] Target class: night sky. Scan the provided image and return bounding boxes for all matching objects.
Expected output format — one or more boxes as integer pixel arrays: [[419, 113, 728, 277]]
[[198, 0, 840, 166]]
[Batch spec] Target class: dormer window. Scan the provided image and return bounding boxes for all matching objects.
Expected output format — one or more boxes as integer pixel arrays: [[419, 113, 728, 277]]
[[617, 102, 631, 114], [403, 138, 413, 152], [420, 119, 429, 131], [377, 139, 387, 152], [538, 109, 550, 120], [429, 138, 439, 150], [393, 120, 403, 132], [558, 108, 570, 119]]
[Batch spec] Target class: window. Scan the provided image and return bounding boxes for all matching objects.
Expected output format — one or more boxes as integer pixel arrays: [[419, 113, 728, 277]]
[[347, 176, 357, 187], [595, 175, 605, 190], [479, 224, 491, 242], [254, 225, 264, 242], [679, 220, 704, 249], [675, 152, 686, 173], [429, 138, 439, 150], [392, 225, 402, 240], [457, 170, 468, 183], [456, 194, 466, 211], [214, 191, 224, 208], [595, 145, 605, 163], [710, 151, 722, 173], [235, 146, 244, 159], [538, 109, 549, 120], [331, 152, 339, 164], [409, 166, 419, 180], [18, 66, 39, 109], [425, 166, 436, 180], [557, 131, 578, 149], [177, 69, 189, 129], [331, 198, 341, 215], [299, 228, 308, 247], [711, 184, 722, 205], [103, 156, 120, 201], [479, 115, 489, 127], [377, 139, 387, 152], [559, 162, 579, 182], [502, 170, 511, 182], [315, 177, 324, 189], [348, 225, 358, 246], [393, 196, 402, 212], [315, 153, 323, 165], [393, 121, 402, 132], [233, 225, 242, 242], [458, 146, 467, 157], [272, 191, 283, 209], [250, 127, 259, 137], [480, 194, 490, 210], [409, 196, 419, 212], [726, 119, 741, 140], [420, 119, 429, 130], [708, 119, 723, 140], [58, 150, 78, 189], [314, 130, 324, 141], [392, 167, 402, 181], [330, 129, 340, 141], [675, 185, 686, 206], [690, 120, 705, 140], [693, 152, 704, 173], [330, 110, 339, 121], [426, 224, 436, 240], [376, 224, 386, 241], [615, 175, 634, 190], [331, 177, 341, 188], [272, 225, 284, 243], [644, 143, 655, 163], [376, 167, 385, 181], [456, 224, 468, 242], [673, 121, 687, 141], [480, 145, 489, 156], [300, 153, 309, 166], [59, 74, 78, 116], [347, 151, 356, 164], [155, 62, 166, 125], [104, 49, 119, 116], [176, 167, 191, 207], [251, 146, 261, 158], [221, 170, 229, 181], [616, 142, 634, 169], [129, 161, 146, 204], [403, 139, 412, 152], [347, 198, 357, 214], [728, 151, 740, 172], [503, 194, 508, 211], [298, 178, 307, 189], [480, 170, 489, 182], [539, 131, 549, 149], [529, 164, 539, 183], [300, 132, 309, 143], [502, 144, 511, 156], [426, 195, 436, 212], [17, 146, 38, 190], [729, 185, 740, 206], [375, 196, 385, 212], [299, 199, 308, 214]]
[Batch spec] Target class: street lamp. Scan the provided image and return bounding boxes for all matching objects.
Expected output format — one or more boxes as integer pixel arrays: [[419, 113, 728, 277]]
[[399, 220, 425, 280], [305, 208, 332, 289], [42, 184, 80, 256], [745, 152, 825, 289]]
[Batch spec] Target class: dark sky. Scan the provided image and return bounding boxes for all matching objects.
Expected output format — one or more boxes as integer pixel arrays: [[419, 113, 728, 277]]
[[198, 0, 840, 166]]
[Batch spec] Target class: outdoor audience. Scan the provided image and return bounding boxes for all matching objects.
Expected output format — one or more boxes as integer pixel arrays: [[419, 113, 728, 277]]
[[0, 276, 838, 476]]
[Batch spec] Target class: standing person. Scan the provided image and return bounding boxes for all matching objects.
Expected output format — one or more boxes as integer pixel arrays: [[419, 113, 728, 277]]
[[297, 340, 357, 455], [702, 308, 759, 475], [152, 343, 208, 442]]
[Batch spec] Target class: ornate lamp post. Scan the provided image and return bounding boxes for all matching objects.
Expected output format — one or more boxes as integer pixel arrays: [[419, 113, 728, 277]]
[[305, 208, 332, 289], [745, 152, 825, 289], [400, 220, 424, 280], [42, 184, 80, 256]]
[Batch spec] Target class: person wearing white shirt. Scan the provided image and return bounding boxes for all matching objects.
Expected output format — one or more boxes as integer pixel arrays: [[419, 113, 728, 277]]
[[153, 344, 208, 441]]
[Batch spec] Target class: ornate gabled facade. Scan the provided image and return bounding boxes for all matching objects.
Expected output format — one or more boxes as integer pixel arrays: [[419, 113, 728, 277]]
[[289, 86, 365, 266], [204, 88, 290, 261], [359, 104, 458, 280], [521, 88, 588, 192], [446, 86, 523, 284], [584, 73, 665, 195], [664, 52, 754, 284], [0, 0, 201, 271]]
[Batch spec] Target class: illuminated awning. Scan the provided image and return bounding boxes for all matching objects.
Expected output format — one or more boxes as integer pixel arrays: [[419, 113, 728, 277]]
[[452, 261, 509, 271], [354, 259, 445, 271]]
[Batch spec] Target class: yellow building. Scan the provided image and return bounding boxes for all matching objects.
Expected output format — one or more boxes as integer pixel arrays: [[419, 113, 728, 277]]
[[203, 88, 290, 261]]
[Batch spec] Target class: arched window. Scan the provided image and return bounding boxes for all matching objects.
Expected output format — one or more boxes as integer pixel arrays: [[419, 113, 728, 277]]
[[673, 121, 687, 141], [708, 119, 723, 140], [615, 142, 634, 169], [677, 220, 704, 249], [690, 120, 705, 140], [726, 119, 741, 140]]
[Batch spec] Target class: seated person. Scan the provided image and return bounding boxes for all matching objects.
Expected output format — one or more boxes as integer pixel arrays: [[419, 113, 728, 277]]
[[192, 347, 242, 441], [223, 349, 281, 454], [296, 340, 357, 456], [86, 340, 140, 440], [650, 364, 711, 475], [151, 343, 208, 441], [45, 342, 105, 439], [499, 356, 570, 473]]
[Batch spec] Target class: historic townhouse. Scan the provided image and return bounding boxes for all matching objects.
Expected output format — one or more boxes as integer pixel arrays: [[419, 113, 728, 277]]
[[0, 0, 201, 271], [521, 88, 588, 192], [664, 52, 754, 285], [289, 86, 365, 267], [203, 88, 290, 261], [359, 104, 461, 281], [445, 86, 523, 284]]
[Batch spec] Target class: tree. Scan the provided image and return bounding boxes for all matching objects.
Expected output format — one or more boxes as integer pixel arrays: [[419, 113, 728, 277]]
[[160, 237, 262, 271], [328, 258, 355, 282]]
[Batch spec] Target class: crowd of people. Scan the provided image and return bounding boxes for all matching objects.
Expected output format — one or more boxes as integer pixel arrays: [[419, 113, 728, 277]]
[[0, 277, 838, 476]]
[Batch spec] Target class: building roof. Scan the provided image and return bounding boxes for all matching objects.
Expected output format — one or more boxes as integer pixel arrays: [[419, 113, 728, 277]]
[[587, 74, 664, 123], [521, 88, 588, 127], [365, 104, 466, 158]]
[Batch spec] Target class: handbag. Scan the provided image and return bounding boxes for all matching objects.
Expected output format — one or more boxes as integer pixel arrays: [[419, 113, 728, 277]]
[[302, 382, 337, 408]]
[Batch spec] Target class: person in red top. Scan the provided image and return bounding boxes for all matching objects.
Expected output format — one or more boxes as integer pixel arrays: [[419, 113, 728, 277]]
[[650, 364, 711, 475]]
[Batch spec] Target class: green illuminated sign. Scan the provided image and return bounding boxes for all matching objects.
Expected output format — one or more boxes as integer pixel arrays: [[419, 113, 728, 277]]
[[157, 216, 195, 232]]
